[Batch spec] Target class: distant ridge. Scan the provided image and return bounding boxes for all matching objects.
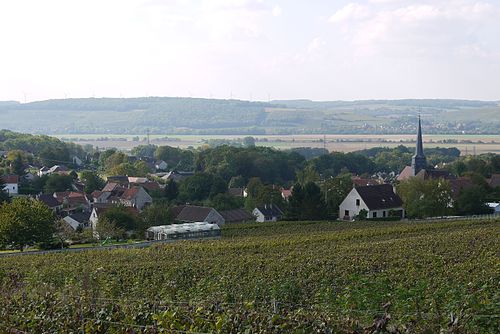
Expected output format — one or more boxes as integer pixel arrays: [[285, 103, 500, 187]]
[[0, 97, 498, 135]]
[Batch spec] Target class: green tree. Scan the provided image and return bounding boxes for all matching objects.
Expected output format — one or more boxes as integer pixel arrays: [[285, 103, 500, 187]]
[[164, 180, 179, 201], [322, 173, 353, 219], [296, 165, 320, 185], [397, 178, 453, 218], [287, 182, 326, 220], [0, 197, 55, 251], [80, 171, 105, 194], [44, 174, 73, 193], [96, 218, 125, 241], [210, 193, 244, 211], [9, 151, 25, 176], [101, 206, 139, 231], [131, 144, 157, 158], [140, 203, 172, 230], [0, 176, 10, 203], [454, 185, 492, 215]]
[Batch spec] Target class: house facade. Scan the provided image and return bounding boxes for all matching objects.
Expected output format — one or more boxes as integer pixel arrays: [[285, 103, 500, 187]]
[[2, 175, 19, 195], [252, 205, 283, 222], [339, 184, 404, 220]]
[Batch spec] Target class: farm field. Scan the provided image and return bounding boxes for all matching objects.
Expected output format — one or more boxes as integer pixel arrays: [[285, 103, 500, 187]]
[[0, 219, 498, 333], [55, 133, 500, 155]]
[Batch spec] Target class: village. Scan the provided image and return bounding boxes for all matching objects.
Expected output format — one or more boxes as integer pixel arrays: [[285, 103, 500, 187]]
[[0, 118, 498, 252]]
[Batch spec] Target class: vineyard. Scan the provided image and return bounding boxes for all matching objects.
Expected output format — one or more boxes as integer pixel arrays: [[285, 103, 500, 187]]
[[0, 219, 499, 333]]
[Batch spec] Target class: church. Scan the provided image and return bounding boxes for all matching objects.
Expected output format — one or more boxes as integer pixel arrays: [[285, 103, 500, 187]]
[[397, 116, 453, 181]]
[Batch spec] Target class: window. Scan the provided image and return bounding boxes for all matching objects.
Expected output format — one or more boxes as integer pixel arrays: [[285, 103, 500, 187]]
[[344, 210, 349, 217], [383, 211, 386, 217], [373, 212, 377, 218], [356, 199, 360, 206]]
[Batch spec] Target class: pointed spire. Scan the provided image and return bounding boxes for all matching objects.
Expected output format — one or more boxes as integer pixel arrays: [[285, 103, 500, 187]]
[[415, 115, 424, 157], [411, 115, 427, 175]]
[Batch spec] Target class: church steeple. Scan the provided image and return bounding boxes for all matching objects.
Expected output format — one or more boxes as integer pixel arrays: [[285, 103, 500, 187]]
[[411, 115, 427, 175]]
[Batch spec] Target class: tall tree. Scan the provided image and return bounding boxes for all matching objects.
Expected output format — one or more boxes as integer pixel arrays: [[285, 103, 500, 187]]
[[397, 178, 453, 218], [322, 173, 353, 219], [0, 198, 55, 251], [0, 176, 10, 204], [80, 171, 105, 194]]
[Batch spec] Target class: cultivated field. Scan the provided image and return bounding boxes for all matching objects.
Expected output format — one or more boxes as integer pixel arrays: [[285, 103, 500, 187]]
[[0, 219, 498, 333], [55, 134, 500, 155]]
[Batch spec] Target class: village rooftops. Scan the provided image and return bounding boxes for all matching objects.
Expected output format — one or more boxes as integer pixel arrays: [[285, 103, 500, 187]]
[[37, 194, 62, 208], [220, 208, 253, 223], [355, 184, 403, 210], [176, 205, 214, 222]]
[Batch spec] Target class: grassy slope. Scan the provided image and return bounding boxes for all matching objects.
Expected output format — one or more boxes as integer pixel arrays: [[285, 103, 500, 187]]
[[0, 219, 499, 333]]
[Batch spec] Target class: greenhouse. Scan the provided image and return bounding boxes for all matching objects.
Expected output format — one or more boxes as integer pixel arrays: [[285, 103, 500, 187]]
[[146, 222, 221, 241]]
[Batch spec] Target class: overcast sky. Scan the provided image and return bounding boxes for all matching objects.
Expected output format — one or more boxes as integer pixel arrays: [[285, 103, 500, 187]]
[[1, 0, 499, 102]]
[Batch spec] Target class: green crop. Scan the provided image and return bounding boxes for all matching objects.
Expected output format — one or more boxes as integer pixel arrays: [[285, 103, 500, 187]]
[[0, 219, 498, 333]]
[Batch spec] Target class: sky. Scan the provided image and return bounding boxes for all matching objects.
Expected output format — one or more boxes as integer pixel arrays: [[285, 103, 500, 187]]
[[0, 0, 499, 102]]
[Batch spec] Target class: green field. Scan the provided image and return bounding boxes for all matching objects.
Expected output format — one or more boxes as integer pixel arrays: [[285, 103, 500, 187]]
[[55, 133, 500, 155], [0, 219, 499, 333]]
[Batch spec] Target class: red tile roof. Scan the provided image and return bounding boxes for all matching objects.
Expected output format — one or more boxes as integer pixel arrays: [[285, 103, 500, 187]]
[[120, 187, 141, 200], [2, 175, 19, 184]]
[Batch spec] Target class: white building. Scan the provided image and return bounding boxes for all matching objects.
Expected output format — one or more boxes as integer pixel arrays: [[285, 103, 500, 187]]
[[339, 184, 404, 220], [146, 222, 221, 240], [2, 175, 19, 195], [252, 205, 283, 222], [487, 202, 500, 214]]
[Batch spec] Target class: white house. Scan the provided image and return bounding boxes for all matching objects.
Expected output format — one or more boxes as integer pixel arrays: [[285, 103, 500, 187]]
[[252, 205, 283, 222], [155, 160, 168, 171], [487, 202, 500, 214], [339, 184, 404, 220], [2, 175, 19, 195]]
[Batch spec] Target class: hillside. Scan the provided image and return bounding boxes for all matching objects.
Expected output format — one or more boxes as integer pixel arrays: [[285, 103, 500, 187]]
[[0, 97, 499, 135], [0, 219, 498, 332]]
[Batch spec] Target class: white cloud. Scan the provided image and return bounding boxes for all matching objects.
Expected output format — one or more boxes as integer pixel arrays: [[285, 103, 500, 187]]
[[329, 3, 370, 23]]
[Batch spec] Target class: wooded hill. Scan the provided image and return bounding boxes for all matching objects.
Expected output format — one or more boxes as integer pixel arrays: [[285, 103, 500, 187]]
[[0, 97, 498, 135]]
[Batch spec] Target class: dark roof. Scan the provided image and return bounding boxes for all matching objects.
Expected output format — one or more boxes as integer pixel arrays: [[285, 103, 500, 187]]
[[352, 176, 381, 187], [356, 184, 403, 210], [175, 205, 215, 223], [449, 177, 475, 199], [220, 208, 253, 223], [256, 205, 283, 217], [107, 176, 129, 184], [228, 187, 245, 197], [416, 169, 454, 180], [67, 212, 91, 223], [37, 194, 62, 208]]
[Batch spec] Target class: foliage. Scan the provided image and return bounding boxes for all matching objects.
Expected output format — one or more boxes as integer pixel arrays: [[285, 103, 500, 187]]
[[0, 197, 55, 251], [43, 174, 73, 193], [163, 180, 179, 201], [454, 185, 493, 215], [140, 203, 173, 229], [0, 219, 498, 332], [80, 171, 105, 194], [0, 176, 9, 204], [322, 173, 354, 218], [287, 182, 326, 220], [96, 217, 125, 240], [101, 206, 139, 231], [397, 178, 453, 218], [155, 146, 194, 171], [308, 152, 375, 178], [195, 146, 304, 185], [178, 173, 227, 202], [131, 144, 157, 158], [210, 193, 244, 211]]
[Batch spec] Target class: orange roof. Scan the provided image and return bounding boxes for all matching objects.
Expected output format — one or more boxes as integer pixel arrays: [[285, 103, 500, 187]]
[[397, 166, 413, 182], [2, 175, 19, 184], [120, 187, 141, 200]]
